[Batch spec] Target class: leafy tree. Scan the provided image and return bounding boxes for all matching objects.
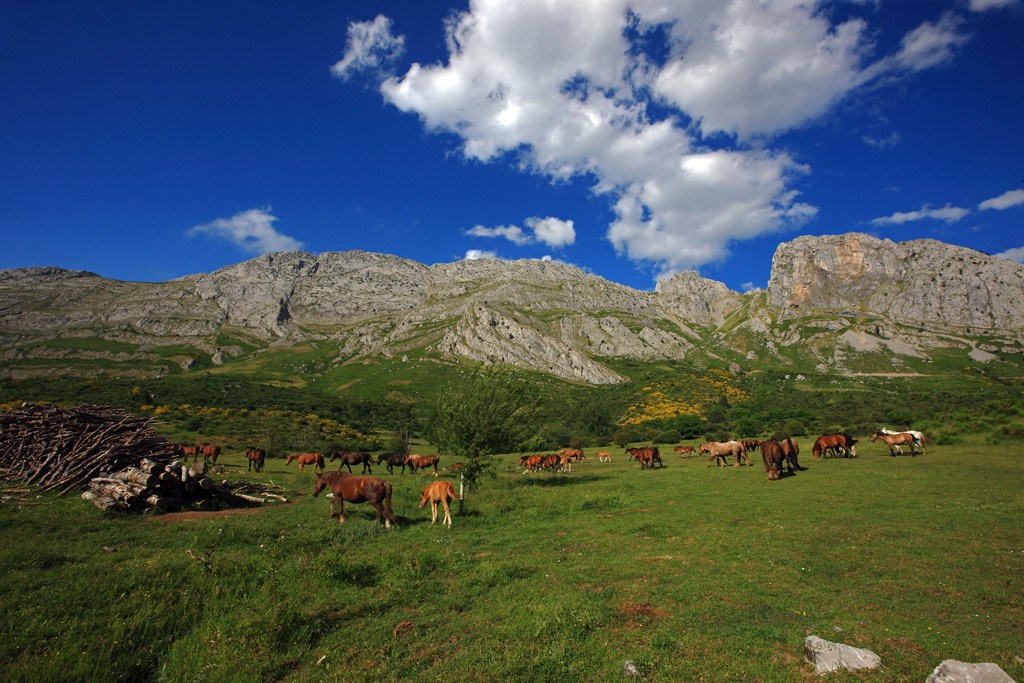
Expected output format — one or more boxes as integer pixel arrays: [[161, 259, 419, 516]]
[[427, 368, 536, 494], [382, 433, 409, 456], [611, 427, 635, 448]]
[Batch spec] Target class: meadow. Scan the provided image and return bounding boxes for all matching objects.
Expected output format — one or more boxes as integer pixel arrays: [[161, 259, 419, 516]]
[[1, 436, 1022, 682]]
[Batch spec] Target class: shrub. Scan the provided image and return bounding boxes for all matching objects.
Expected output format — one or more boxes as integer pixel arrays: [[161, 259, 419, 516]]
[[657, 429, 681, 444], [611, 428, 635, 448], [382, 434, 409, 455]]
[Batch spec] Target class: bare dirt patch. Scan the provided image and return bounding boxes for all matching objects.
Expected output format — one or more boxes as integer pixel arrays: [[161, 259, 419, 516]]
[[148, 497, 301, 523]]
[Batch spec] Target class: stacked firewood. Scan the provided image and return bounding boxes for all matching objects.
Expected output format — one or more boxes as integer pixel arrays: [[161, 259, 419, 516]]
[[0, 402, 286, 511], [0, 402, 178, 495], [81, 458, 260, 511]]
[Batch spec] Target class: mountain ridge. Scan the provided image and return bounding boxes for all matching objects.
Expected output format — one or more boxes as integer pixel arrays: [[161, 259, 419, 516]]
[[1, 234, 1021, 384]]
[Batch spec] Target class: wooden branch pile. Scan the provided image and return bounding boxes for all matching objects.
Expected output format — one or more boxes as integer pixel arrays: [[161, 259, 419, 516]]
[[0, 402, 179, 495], [0, 402, 286, 512], [81, 459, 262, 511]]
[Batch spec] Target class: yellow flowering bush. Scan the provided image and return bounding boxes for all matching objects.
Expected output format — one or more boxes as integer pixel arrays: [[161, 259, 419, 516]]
[[619, 369, 749, 425]]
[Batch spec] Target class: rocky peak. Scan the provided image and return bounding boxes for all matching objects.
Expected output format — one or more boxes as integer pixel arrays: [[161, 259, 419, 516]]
[[768, 233, 1024, 332]]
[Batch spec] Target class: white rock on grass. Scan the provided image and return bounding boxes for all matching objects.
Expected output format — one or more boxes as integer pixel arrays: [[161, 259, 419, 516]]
[[803, 635, 881, 675], [925, 659, 1016, 683]]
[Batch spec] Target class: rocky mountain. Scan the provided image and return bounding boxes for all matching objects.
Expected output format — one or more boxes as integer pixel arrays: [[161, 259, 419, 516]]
[[768, 233, 1024, 333], [1, 234, 1022, 384]]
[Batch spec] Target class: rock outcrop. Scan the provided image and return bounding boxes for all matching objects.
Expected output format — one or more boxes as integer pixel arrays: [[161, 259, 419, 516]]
[[768, 233, 1024, 332]]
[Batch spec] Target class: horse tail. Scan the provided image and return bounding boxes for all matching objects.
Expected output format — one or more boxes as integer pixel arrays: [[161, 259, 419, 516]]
[[382, 479, 396, 522], [449, 482, 461, 499]]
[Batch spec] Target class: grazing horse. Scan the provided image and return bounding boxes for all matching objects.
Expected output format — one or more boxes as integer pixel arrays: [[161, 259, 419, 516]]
[[625, 446, 663, 469], [872, 432, 925, 456], [419, 480, 460, 528], [812, 433, 857, 458], [779, 438, 802, 473], [405, 454, 441, 476], [760, 439, 786, 481], [200, 444, 221, 466], [313, 470, 395, 528], [742, 439, 761, 453], [285, 452, 324, 472], [673, 445, 695, 456], [540, 453, 561, 472], [178, 444, 201, 465], [376, 453, 408, 474], [329, 451, 373, 474], [700, 441, 750, 467], [520, 454, 544, 473], [595, 451, 612, 462], [246, 447, 266, 473]]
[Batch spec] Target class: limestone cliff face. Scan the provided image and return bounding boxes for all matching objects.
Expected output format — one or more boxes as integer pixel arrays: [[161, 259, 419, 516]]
[[767, 233, 1024, 331], [0, 251, 730, 383], [2, 234, 1022, 384]]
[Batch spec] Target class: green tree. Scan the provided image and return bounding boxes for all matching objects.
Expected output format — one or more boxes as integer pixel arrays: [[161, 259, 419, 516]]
[[427, 368, 536, 507]]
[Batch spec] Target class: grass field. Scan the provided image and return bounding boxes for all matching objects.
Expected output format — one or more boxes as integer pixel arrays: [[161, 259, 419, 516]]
[[2, 438, 1022, 682]]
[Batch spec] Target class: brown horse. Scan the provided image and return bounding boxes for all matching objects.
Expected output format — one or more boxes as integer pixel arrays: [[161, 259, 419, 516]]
[[812, 433, 857, 458], [540, 453, 561, 472], [178, 444, 201, 464], [779, 437, 802, 473], [246, 447, 266, 473], [375, 452, 408, 474], [313, 470, 395, 528], [329, 451, 373, 474], [742, 439, 761, 452], [286, 452, 324, 472], [520, 454, 544, 473], [700, 441, 750, 467], [673, 445, 695, 456], [871, 432, 924, 456], [558, 448, 585, 462], [595, 450, 611, 462], [625, 446, 663, 470], [200, 444, 220, 466], [419, 480, 460, 528], [405, 454, 440, 476], [760, 438, 785, 481]]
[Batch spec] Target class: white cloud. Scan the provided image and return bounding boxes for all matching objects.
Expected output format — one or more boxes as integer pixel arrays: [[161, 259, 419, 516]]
[[994, 245, 1024, 263], [466, 216, 575, 249], [888, 13, 968, 72], [863, 132, 901, 149], [464, 249, 499, 260], [187, 207, 304, 254], [525, 217, 575, 247], [870, 204, 971, 225], [465, 224, 532, 245], [330, 15, 405, 80], [338, 1, 975, 278], [979, 189, 1024, 211], [967, 0, 1019, 12]]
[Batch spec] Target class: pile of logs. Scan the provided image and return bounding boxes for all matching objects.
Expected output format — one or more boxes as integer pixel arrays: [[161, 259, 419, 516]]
[[0, 402, 286, 512], [0, 402, 179, 495], [82, 458, 260, 511]]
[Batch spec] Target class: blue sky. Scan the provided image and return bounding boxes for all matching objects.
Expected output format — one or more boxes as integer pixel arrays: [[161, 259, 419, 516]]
[[1, 0, 1021, 294]]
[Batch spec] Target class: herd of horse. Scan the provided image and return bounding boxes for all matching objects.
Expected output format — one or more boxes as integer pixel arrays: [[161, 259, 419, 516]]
[[183, 425, 927, 527]]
